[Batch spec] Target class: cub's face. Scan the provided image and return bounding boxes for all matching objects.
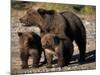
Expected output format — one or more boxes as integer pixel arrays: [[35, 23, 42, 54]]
[[18, 32, 40, 49], [41, 34, 60, 49]]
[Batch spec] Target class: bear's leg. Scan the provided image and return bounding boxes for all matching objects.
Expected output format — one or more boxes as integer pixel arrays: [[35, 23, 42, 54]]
[[42, 50, 47, 64], [56, 51, 64, 67], [63, 53, 71, 66], [30, 49, 40, 68], [45, 49, 53, 68], [75, 37, 86, 62], [55, 46, 64, 67], [20, 50, 29, 69]]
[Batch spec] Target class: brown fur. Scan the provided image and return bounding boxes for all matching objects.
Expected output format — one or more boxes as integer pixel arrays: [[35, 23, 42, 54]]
[[18, 32, 42, 69], [41, 33, 74, 68], [20, 8, 86, 62]]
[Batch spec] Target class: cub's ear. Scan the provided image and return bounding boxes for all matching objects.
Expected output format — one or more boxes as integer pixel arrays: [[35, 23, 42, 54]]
[[47, 10, 55, 15], [54, 36, 60, 45], [18, 32, 22, 37], [37, 8, 46, 15]]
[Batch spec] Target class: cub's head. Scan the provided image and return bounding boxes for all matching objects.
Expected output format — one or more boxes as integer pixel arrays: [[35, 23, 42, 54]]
[[18, 32, 41, 49], [41, 34, 59, 50], [41, 33, 69, 49]]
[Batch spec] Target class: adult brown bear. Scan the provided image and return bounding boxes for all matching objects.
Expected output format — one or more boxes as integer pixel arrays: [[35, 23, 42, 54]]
[[18, 32, 42, 69], [20, 8, 86, 62], [41, 33, 74, 68]]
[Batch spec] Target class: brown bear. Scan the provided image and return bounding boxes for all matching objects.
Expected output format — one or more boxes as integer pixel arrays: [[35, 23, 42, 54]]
[[41, 33, 74, 68], [18, 32, 42, 69], [19, 8, 86, 62]]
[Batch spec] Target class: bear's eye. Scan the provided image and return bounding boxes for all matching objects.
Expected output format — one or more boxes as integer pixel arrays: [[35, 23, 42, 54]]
[[28, 13, 31, 16], [27, 11, 32, 16]]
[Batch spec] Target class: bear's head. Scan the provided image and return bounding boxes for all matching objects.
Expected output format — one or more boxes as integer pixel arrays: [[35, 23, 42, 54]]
[[41, 33, 67, 49], [18, 32, 41, 49], [19, 8, 56, 28]]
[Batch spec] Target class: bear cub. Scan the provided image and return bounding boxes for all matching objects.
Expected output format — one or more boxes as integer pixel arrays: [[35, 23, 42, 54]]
[[41, 33, 74, 68], [18, 32, 42, 69]]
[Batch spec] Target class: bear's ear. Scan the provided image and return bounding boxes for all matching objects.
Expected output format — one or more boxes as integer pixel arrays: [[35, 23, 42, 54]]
[[37, 8, 46, 15], [54, 36, 60, 45], [47, 10, 55, 15], [18, 32, 22, 37]]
